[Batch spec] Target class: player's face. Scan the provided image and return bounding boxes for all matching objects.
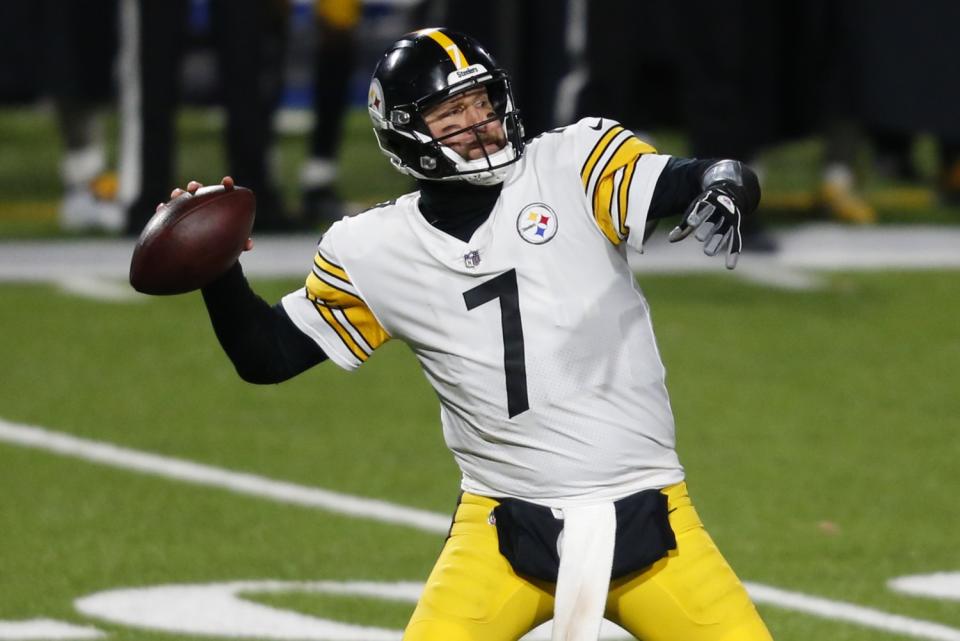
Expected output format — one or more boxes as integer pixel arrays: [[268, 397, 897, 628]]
[[423, 87, 507, 160]]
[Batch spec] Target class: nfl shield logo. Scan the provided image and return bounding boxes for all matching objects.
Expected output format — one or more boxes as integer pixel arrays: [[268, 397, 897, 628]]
[[463, 250, 481, 268]]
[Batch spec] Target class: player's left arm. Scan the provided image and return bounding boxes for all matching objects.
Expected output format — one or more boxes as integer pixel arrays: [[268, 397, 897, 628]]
[[577, 120, 759, 269], [657, 158, 761, 269]]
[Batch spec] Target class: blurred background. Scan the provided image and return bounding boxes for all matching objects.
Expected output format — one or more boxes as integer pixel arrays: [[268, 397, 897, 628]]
[[1, 0, 958, 239], [1, 2, 959, 640]]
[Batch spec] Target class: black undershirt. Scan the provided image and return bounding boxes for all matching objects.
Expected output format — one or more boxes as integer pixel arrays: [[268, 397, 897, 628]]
[[201, 157, 744, 384], [417, 179, 503, 242]]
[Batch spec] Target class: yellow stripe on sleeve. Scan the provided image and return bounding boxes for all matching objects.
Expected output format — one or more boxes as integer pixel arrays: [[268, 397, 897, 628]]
[[314, 251, 350, 283], [589, 134, 657, 245], [341, 304, 389, 351], [580, 126, 624, 188], [312, 300, 369, 362], [306, 272, 362, 307], [593, 176, 622, 245], [594, 136, 657, 186], [305, 276, 390, 353]]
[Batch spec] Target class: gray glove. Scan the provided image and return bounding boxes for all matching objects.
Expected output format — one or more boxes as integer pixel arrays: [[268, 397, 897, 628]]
[[668, 183, 743, 269]]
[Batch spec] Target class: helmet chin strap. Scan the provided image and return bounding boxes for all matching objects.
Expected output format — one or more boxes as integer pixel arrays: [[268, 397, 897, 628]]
[[405, 125, 518, 184], [438, 138, 517, 186], [458, 160, 516, 186]]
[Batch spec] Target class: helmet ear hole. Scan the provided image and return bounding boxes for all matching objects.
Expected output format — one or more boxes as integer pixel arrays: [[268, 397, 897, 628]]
[[390, 110, 412, 127], [420, 156, 437, 171]]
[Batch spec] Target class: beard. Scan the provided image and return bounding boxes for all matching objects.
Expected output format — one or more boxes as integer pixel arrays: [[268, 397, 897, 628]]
[[462, 129, 507, 160]]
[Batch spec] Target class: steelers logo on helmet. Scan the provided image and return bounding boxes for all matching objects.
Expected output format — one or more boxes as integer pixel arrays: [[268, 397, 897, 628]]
[[446, 63, 487, 86], [517, 203, 558, 244], [367, 78, 385, 121]]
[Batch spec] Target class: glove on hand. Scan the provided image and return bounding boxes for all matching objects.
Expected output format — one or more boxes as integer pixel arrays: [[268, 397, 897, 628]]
[[668, 182, 744, 269]]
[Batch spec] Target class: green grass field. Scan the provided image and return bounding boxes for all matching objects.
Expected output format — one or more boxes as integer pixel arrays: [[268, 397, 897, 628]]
[[2, 104, 959, 640], [1, 270, 959, 640]]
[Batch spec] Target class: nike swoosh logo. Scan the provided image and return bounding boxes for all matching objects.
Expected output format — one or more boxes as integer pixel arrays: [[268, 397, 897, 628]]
[[589, 118, 603, 131]]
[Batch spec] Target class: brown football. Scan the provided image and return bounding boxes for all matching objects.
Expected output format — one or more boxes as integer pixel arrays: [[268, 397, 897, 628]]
[[129, 185, 256, 295]]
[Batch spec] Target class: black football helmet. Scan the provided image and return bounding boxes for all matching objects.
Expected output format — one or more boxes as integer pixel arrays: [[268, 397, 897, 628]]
[[368, 28, 525, 185]]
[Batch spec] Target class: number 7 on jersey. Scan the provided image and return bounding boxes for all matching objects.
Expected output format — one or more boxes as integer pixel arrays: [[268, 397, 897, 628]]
[[463, 269, 529, 418]]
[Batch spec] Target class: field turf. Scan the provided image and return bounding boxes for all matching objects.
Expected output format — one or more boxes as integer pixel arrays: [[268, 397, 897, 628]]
[[1, 270, 958, 640]]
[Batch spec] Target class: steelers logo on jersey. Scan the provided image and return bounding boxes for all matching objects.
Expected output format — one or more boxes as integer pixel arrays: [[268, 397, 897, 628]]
[[516, 203, 558, 244]]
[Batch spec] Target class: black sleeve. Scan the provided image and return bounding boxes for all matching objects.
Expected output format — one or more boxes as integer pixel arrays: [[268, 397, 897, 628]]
[[647, 157, 761, 220], [647, 158, 717, 220], [200, 262, 327, 384]]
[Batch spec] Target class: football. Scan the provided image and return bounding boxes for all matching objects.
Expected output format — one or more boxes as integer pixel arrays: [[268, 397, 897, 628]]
[[129, 184, 256, 295]]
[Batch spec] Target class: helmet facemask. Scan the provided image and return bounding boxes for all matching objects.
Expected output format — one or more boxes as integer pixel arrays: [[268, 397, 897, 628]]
[[371, 70, 525, 186]]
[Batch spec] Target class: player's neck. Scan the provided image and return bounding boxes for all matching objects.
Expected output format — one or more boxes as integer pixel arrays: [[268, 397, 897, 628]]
[[417, 180, 503, 243]]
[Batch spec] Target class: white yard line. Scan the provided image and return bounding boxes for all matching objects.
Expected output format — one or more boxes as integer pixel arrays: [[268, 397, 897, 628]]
[[2, 416, 959, 641], [0, 620, 104, 641], [746, 583, 960, 641], [0, 419, 449, 534]]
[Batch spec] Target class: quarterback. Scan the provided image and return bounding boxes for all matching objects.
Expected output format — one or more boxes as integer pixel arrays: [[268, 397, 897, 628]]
[[186, 28, 772, 641]]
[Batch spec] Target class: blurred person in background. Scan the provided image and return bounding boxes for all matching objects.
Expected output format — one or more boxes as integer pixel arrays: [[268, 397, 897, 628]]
[[564, 0, 684, 143], [680, 0, 883, 227], [813, 0, 877, 225], [117, 0, 296, 236], [0, 4, 44, 104], [845, 0, 960, 207], [44, 0, 124, 233], [558, 0, 781, 248], [298, 0, 361, 225]]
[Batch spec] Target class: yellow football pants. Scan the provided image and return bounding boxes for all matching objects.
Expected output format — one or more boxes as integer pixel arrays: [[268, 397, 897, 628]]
[[404, 482, 773, 641]]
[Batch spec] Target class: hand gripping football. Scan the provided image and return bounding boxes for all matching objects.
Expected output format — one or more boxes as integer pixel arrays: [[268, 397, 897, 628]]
[[129, 184, 256, 295]]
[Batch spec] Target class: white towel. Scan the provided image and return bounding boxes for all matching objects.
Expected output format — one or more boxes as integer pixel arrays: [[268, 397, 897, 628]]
[[551, 502, 617, 641]]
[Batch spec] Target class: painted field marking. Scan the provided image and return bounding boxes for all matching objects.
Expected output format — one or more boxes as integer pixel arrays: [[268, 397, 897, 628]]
[[746, 583, 960, 641], [73, 580, 632, 641], [0, 419, 449, 534], [58, 277, 143, 302], [891, 573, 960, 601], [0, 620, 104, 640], [2, 417, 959, 641]]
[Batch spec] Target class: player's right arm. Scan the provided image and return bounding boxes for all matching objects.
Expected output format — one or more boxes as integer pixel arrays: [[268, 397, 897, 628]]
[[279, 230, 391, 371], [160, 177, 328, 385], [201, 263, 329, 383]]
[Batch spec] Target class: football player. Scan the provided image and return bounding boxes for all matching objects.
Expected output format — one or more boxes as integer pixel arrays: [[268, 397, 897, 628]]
[[186, 28, 772, 641]]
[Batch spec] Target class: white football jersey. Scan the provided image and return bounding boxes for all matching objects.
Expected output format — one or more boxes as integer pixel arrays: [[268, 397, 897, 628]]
[[282, 118, 685, 506]]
